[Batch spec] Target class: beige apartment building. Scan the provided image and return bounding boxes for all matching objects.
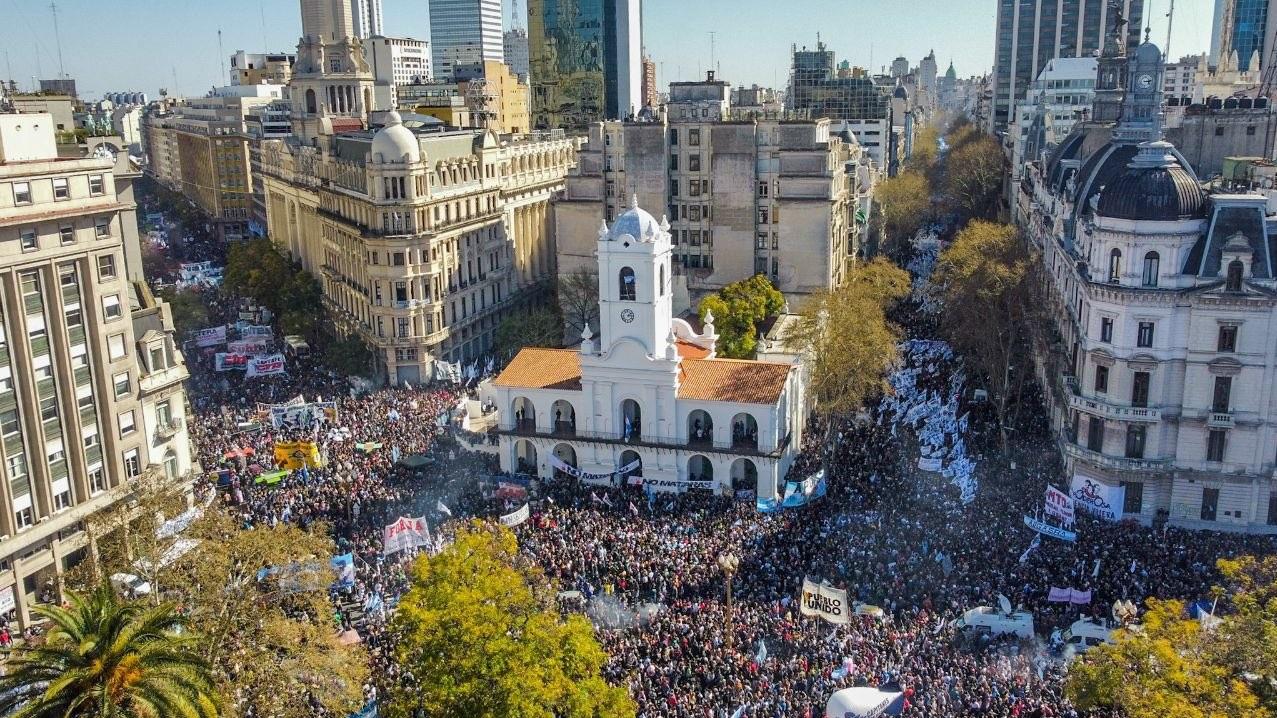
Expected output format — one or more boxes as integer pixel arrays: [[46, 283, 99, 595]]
[[0, 113, 193, 624], [258, 0, 577, 384], [556, 73, 875, 309]]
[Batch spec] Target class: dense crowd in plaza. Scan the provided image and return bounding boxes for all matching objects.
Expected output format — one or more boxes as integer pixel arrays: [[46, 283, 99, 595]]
[[149, 198, 1275, 718]]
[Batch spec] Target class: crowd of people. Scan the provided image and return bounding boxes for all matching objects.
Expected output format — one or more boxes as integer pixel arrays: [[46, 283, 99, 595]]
[[142, 189, 1277, 718]]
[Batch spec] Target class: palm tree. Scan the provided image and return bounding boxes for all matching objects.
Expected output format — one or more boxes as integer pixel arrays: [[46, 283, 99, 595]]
[[0, 584, 220, 718]]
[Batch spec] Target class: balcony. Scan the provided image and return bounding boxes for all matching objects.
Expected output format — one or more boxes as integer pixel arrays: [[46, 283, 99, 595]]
[[1068, 394, 1161, 422], [1058, 432, 1172, 473], [1208, 411, 1234, 428], [497, 423, 791, 459], [155, 417, 184, 439]]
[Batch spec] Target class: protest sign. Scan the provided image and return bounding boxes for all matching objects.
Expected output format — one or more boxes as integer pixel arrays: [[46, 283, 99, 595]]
[[799, 578, 850, 624]]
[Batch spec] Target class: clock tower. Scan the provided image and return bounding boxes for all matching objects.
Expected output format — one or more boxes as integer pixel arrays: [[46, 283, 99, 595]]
[[592, 197, 675, 359], [1112, 35, 1164, 144]]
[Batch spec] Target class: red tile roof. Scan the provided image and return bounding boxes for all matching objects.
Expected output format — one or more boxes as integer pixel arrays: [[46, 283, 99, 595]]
[[493, 348, 582, 390]]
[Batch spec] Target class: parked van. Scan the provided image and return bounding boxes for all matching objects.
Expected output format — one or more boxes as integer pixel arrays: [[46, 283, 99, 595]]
[[956, 606, 1035, 638]]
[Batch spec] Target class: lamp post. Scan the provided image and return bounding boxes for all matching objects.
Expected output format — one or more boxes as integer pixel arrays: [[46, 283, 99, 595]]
[[717, 551, 740, 649]]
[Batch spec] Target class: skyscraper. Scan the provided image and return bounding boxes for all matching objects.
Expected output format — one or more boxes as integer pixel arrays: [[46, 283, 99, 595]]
[[990, 0, 1144, 132], [429, 0, 504, 81], [1209, 0, 1277, 72], [528, 0, 642, 129], [504, 28, 531, 77], [351, 0, 384, 38]]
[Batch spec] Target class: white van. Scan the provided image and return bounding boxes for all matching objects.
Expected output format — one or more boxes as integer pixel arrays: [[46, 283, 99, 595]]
[[956, 606, 1035, 638], [1061, 618, 1115, 657]]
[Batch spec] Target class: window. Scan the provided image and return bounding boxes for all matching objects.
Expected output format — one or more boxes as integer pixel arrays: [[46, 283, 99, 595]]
[[94, 218, 110, 238], [619, 267, 636, 301], [12, 181, 31, 205], [1136, 322, 1154, 348], [19, 228, 36, 251], [14, 506, 33, 531], [1141, 251, 1159, 287], [112, 371, 131, 398], [149, 346, 166, 371], [1201, 487, 1219, 521], [1207, 429, 1227, 462], [1125, 425, 1146, 458], [88, 174, 104, 195], [1226, 260, 1244, 291], [52, 177, 69, 200], [758, 181, 770, 198], [118, 410, 136, 436], [669, 154, 678, 171], [689, 154, 701, 172], [756, 233, 767, 249], [53, 488, 71, 512], [659, 264, 666, 296], [90, 467, 106, 493], [1094, 364, 1109, 393], [0, 410, 18, 436], [1086, 417, 1105, 452], [1212, 376, 1232, 413], [1268, 494, 1277, 526], [40, 396, 58, 422], [124, 449, 141, 478], [108, 333, 126, 359], [102, 294, 122, 321], [59, 226, 75, 245], [1131, 371, 1150, 407], [1108, 248, 1121, 282], [758, 207, 769, 224], [1100, 317, 1113, 343], [1121, 481, 1144, 513], [97, 254, 116, 280], [156, 400, 172, 427], [669, 128, 678, 145], [1218, 325, 1238, 352]]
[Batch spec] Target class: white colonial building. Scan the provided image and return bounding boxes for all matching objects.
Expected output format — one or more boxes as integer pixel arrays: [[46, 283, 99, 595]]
[[1019, 37, 1277, 533], [486, 200, 806, 498]]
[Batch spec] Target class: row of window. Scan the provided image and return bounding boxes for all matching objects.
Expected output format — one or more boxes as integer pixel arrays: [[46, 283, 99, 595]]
[[1107, 248, 1246, 291], [16, 218, 115, 252], [1097, 317, 1156, 346], [1079, 414, 1230, 462], [11, 175, 106, 206]]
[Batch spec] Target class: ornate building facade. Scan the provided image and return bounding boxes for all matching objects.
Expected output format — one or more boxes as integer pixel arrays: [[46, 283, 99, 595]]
[[1018, 38, 1277, 533]]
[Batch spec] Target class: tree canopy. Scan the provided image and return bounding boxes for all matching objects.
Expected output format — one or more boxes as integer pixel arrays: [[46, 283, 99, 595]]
[[495, 306, 564, 357], [0, 585, 220, 718], [783, 258, 910, 418], [942, 124, 1003, 223], [558, 266, 600, 345], [697, 274, 785, 359], [223, 239, 324, 338], [875, 171, 931, 259], [930, 220, 1040, 450], [388, 523, 634, 718], [1067, 555, 1277, 718]]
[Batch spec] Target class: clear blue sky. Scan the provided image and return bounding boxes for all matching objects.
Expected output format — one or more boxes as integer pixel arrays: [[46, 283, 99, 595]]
[[0, 0, 1212, 100]]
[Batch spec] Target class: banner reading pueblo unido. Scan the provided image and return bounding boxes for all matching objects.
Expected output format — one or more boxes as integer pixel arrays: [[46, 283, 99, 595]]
[[799, 578, 850, 624]]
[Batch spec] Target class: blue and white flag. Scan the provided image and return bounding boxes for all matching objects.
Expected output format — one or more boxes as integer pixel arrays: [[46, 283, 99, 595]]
[[729, 705, 746, 718], [1018, 534, 1041, 564], [436, 499, 452, 516], [330, 553, 355, 588], [755, 639, 767, 664]]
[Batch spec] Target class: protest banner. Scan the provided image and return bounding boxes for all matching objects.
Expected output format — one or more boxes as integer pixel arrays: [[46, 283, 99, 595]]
[[193, 326, 227, 348], [214, 353, 250, 372], [241, 325, 274, 337], [273, 441, 322, 470], [330, 553, 355, 589], [228, 339, 270, 355], [499, 504, 530, 527], [383, 516, 430, 555], [1070, 473, 1126, 522], [253, 469, 289, 486], [1047, 586, 1093, 604], [799, 578, 850, 624], [1023, 514, 1078, 542], [246, 353, 286, 378], [1045, 485, 1075, 525]]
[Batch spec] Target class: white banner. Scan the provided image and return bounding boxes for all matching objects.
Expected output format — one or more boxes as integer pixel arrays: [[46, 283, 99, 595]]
[[193, 326, 227, 347], [0, 586, 14, 615], [799, 578, 850, 624], [246, 353, 287, 378], [547, 454, 640, 485], [1045, 485, 1075, 525], [1070, 473, 1126, 522], [499, 504, 530, 527], [1023, 514, 1078, 542], [241, 325, 274, 337], [227, 339, 270, 354], [642, 477, 716, 492], [383, 516, 430, 555], [214, 352, 250, 371]]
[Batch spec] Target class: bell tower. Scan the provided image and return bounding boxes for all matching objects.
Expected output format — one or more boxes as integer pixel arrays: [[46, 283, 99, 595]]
[[592, 197, 675, 359], [1091, 0, 1129, 124], [291, 0, 376, 143]]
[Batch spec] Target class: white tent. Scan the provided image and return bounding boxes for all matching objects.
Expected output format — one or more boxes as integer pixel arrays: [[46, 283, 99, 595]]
[[826, 687, 905, 718]]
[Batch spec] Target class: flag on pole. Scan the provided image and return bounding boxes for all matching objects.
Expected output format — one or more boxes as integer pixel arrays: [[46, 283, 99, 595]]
[[755, 639, 767, 664], [628, 501, 638, 515], [436, 500, 452, 516], [1019, 534, 1041, 564]]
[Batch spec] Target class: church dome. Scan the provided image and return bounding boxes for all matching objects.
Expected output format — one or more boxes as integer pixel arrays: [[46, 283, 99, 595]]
[[371, 111, 420, 164], [893, 81, 909, 99], [1095, 141, 1206, 221], [608, 196, 664, 242]]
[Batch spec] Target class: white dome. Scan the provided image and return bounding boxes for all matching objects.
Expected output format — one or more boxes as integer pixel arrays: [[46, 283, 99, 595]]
[[371, 111, 421, 164], [608, 196, 665, 242]]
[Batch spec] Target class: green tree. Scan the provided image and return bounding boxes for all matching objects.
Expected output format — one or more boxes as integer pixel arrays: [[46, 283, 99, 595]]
[[1066, 587, 1271, 718], [875, 171, 931, 259], [0, 585, 220, 718], [784, 259, 910, 464], [697, 274, 784, 359], [158, 287, 211, 336], [495, 306, 564, 357], [943, 130, 1003, 222], [323, 335, 373, 377], [387, 524, 634, 718], [931, 221, 1040, 451]]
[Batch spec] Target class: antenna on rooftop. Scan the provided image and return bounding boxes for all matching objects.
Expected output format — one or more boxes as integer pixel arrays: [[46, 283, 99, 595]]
[[50, 3, 66, 79], [1164, 0, 1174, 59], [709, 32, 716, 78]]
